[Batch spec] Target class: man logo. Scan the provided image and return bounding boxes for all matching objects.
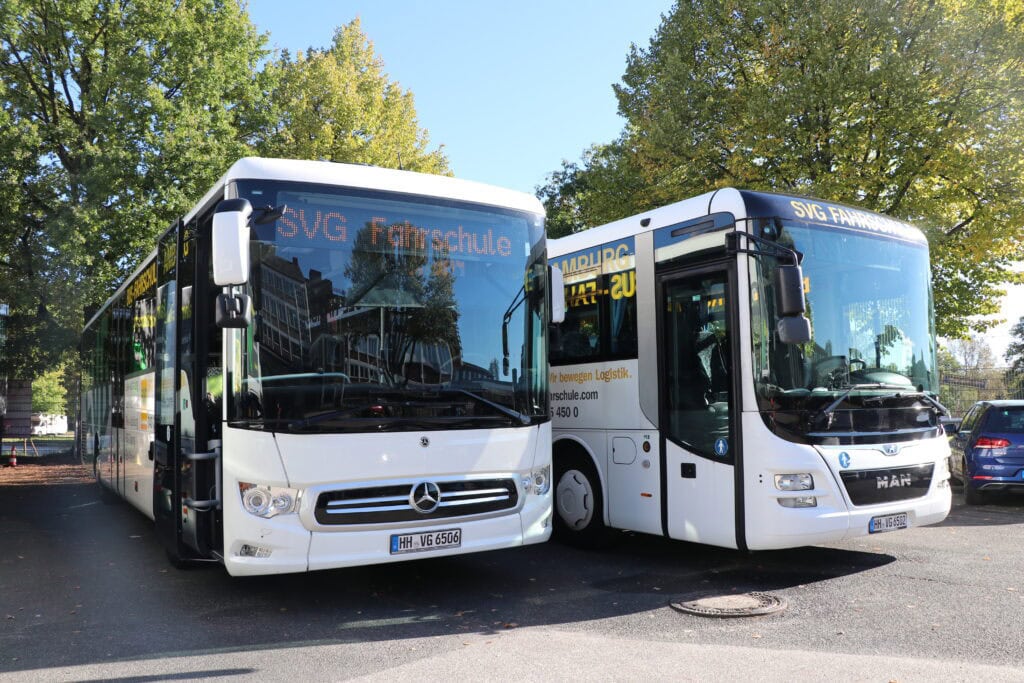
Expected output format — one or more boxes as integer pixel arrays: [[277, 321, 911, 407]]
[[876, 472, 913, 489], [409, 481, 442, 514]]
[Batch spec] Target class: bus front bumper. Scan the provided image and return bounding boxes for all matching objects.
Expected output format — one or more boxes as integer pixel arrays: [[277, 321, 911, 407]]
[[223, 493, 551, 577]]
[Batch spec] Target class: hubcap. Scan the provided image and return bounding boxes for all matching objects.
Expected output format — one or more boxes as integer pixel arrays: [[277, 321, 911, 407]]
[[556, 469, 594, 530]]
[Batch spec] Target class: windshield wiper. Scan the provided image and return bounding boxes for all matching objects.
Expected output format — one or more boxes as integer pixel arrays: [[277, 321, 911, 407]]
[[287, 408, 361, 431], [814, 383, 917, 428], [862, 390, 949, 416], [443, 388, 531, 425]]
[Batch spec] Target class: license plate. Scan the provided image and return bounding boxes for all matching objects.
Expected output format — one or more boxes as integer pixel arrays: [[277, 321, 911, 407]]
[[390, 528, 462, 555], [869, 512, 909, 534]]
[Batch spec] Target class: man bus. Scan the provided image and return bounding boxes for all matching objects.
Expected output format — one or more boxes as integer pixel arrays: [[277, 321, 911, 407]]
[[80, 157, 562, 575], [547, 189, 951, 550]]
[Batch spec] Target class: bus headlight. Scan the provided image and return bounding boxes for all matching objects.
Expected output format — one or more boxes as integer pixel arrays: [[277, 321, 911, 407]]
[[523, 465, 551, 495], [774, 473, 814, 491], [239, 482, 301, 518]]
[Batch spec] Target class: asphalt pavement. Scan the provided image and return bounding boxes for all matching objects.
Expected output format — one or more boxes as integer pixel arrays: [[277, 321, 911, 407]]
[[1, 459, 1022, 682]]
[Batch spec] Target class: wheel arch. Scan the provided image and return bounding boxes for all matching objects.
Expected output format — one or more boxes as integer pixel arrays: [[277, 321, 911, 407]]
[[552, 434, 608, 523]]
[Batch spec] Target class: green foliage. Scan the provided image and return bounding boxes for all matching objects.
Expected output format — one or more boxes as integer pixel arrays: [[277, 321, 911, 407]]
[[0, 7, 449, 381], [0, 0, 267, 379], [536, 143, 643, 239], [539, 0, 1024, 338], [31, 365, 64, 413], [255, 19, 449, 173]]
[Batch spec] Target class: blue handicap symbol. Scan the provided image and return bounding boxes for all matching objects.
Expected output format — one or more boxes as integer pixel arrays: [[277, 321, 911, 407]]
[[839, 452, 851, 468], [714, 438, 728, 457]]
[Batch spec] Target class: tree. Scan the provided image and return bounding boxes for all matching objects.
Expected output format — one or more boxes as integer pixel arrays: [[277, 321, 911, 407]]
[[255, 19, 449, 173], [0, 0, 268, 379], [539, 0, 1024, 338], [946, 337, 996, 371], [343, 220, 459, 384], [537, 143, 644, 238], [31, 365, 64, 414]]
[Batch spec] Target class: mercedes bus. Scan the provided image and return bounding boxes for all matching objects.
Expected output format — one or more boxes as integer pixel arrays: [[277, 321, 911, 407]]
[[79, 157, 562, 575], [548, 189, 951, 550]]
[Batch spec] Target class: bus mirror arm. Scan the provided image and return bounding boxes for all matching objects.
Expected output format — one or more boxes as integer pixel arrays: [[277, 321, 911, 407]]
[[216, 292, 252, 328], [252, 204, 287, 225], [725, 230, 803, 266], [501, 323, 510, 376], [501, 285, 526, 377]]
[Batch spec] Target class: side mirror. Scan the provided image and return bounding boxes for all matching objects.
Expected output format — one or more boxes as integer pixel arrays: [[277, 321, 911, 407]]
[[216, 292, 252, 328], [213, 199, 253, 286], [774, 264, 806, 316], [549, 265, 566, 324], [773, 263, 811, 345], [777, 316, 811, 345]]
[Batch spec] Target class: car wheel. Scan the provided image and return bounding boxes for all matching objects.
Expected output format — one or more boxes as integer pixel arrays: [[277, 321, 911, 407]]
[[553, 453, 611, 548], [962, 458, 984, 506]]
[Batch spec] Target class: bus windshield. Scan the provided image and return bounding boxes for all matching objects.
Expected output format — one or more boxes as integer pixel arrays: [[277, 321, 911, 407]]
[[748, 218, 939, 440], [227, 180, 548, 433]]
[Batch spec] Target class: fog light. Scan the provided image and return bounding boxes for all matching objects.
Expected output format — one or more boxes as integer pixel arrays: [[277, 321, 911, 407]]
[[238, 543, 272, 558], [778, 496, 817, 508], [774, 473, 813, 491]]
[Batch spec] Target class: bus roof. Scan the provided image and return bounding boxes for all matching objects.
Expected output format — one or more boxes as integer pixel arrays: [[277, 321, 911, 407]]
[[184, 157, 545, 225], [549, 188, 927, 257]]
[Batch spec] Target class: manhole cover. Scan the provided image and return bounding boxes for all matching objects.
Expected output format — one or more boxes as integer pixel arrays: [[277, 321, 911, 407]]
[[670, 592, 787, 618]]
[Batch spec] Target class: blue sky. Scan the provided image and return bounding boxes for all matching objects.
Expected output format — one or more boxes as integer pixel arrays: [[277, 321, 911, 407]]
[[245, 1, 670, 195]]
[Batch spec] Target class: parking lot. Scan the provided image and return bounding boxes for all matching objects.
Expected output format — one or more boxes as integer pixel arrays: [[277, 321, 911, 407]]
[[1, 458, 1023, 681]]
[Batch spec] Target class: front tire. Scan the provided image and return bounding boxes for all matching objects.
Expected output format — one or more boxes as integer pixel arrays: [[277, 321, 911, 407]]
[[553, 454, 610, 547]]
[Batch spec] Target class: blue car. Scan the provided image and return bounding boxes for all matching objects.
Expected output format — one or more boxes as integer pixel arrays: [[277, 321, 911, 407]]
[[950, 400, 1024, 505]]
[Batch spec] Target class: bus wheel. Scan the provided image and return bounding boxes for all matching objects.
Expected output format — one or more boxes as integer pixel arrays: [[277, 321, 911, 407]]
[[554, 455, 610, 547]]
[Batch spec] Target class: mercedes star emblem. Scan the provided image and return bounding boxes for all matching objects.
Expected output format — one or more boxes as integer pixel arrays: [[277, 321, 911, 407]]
[[409, 481, 441, 514]]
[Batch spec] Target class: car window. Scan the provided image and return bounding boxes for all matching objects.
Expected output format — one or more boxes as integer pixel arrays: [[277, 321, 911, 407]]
[[982, 407, 1024, 433], [961, 406, 981, 432]]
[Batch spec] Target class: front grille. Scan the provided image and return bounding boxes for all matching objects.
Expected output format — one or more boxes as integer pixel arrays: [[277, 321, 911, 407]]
[[314, 478, 519, 525], [839, 464, 935, 506]]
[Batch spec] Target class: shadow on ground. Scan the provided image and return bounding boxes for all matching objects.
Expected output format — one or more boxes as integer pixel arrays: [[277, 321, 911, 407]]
[[0, 467, 895, 673]]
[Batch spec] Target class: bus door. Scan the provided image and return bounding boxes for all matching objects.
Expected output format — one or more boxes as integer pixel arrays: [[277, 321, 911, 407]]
[[153, 222, 219, 562], [178, 218, 220, 558], [153, 226, 183, 558], [657, 263, 743, 549]]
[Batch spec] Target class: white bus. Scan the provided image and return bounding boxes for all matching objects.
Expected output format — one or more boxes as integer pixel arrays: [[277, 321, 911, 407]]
[[548, 189, 951, 551], [80, 158, 561, 575]]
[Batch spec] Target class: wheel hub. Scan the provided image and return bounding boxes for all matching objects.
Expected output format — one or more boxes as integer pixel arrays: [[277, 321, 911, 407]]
[[556, 469, 594, 529]]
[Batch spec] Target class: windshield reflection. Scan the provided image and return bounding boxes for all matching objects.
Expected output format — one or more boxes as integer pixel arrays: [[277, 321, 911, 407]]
[[228, 181, 548, 433], [748, 219, 940, 442]]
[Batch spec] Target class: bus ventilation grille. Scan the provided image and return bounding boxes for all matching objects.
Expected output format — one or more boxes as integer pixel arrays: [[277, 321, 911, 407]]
[[314, 478, 519, 525], [839, 463, 935, 506]]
